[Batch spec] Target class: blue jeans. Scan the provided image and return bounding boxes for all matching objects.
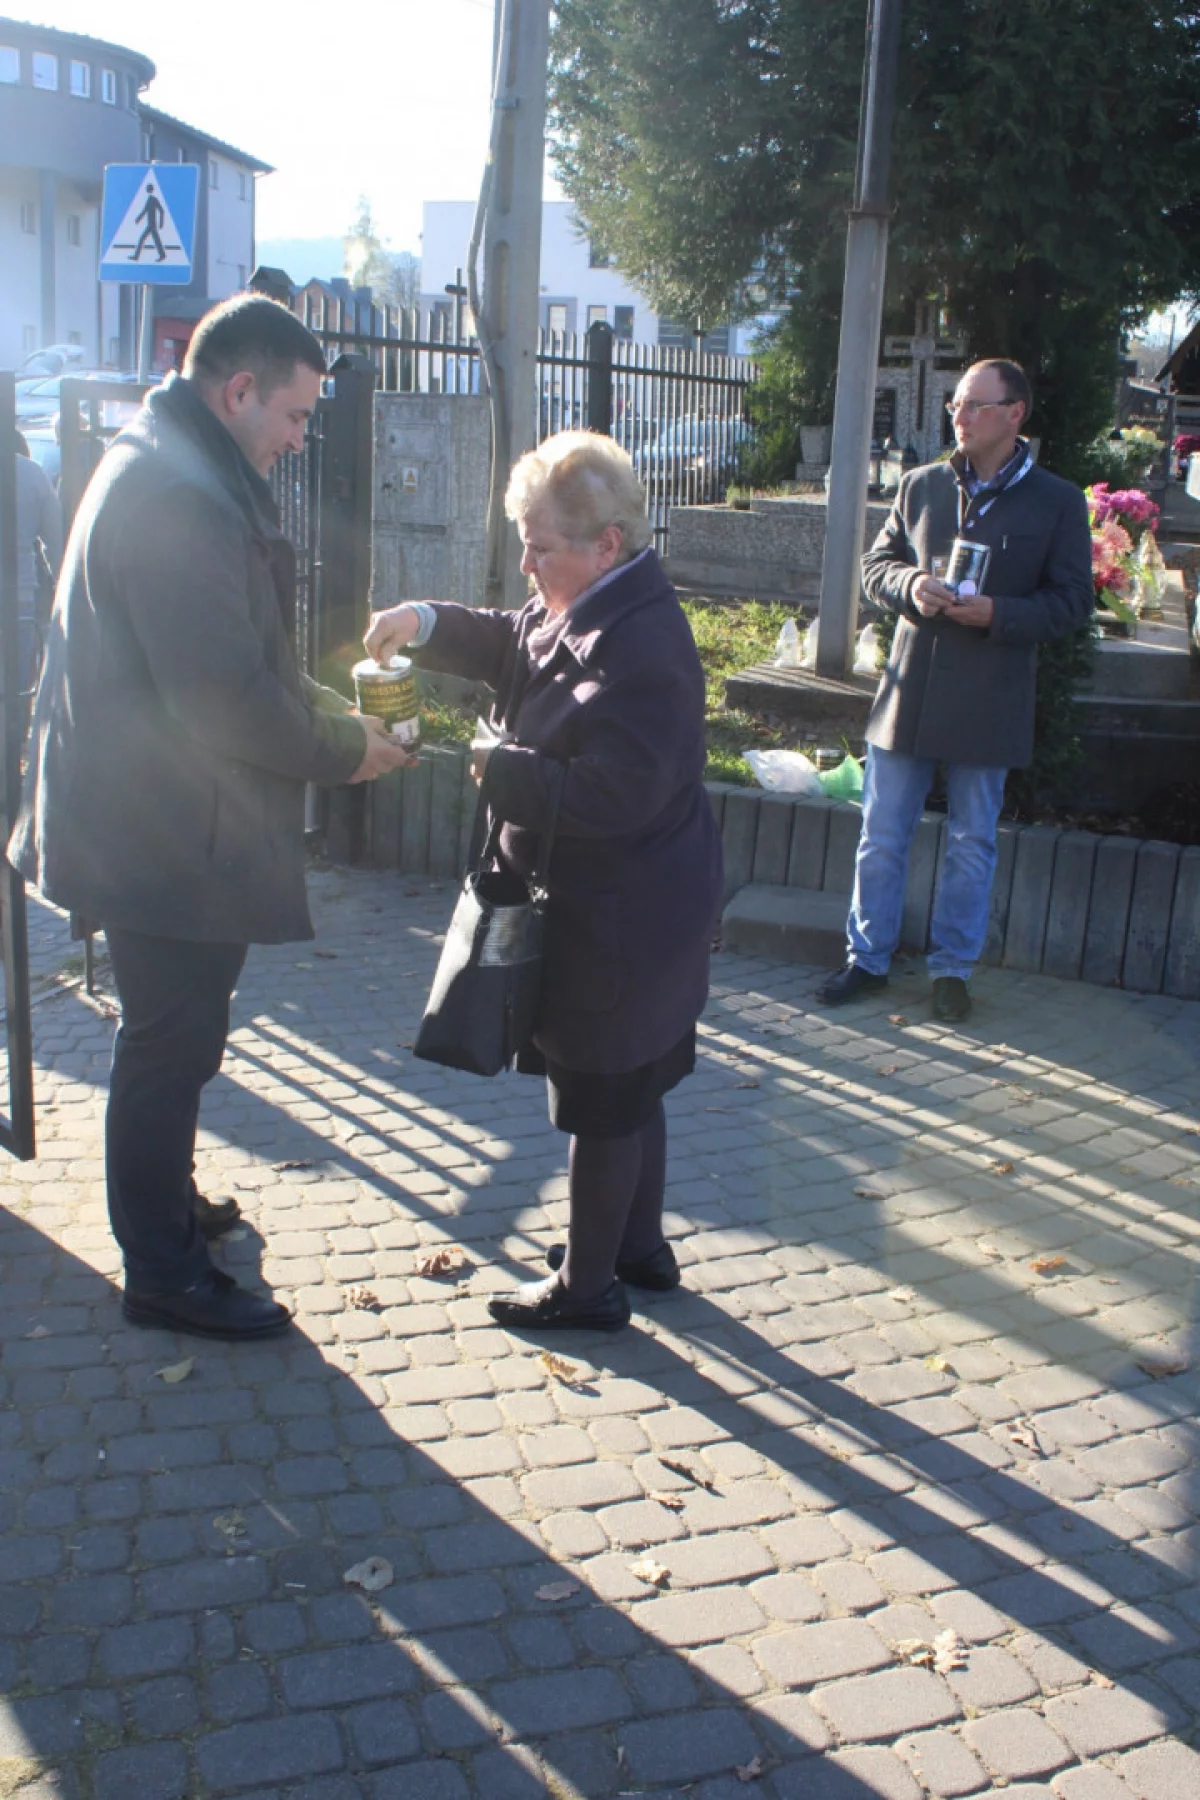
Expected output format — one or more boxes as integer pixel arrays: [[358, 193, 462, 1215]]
[[847, 744, 1008, 981]]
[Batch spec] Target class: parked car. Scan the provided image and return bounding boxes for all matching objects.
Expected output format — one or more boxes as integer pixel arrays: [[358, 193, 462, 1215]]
[[633, 415, 750, 483], [15, 369, 140, 424]]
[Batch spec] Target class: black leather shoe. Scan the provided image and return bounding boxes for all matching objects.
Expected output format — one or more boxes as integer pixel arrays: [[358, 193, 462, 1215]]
[[816, 963, 889, 1005], [122, 1268, 292, 1340], [194, 1192, 242, 1240], [932, 976, 972, 1022], [488, 1275, 631, 1333], [545, 1241, 681, 1292]]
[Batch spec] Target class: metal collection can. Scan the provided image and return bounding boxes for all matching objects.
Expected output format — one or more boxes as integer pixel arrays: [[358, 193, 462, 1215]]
[[945, 538, 992, 598], [351, 656, 421, 746]]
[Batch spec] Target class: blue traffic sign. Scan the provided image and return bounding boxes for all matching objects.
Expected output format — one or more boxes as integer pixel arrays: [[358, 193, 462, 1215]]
[[100, 164, 199, 286]]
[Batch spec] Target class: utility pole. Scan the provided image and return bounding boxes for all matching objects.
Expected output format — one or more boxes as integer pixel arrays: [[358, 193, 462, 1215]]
[[815, 0, 902, 677], [479, 0, 550, 608]]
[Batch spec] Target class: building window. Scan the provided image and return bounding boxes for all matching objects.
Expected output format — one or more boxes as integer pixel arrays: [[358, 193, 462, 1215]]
[[547, 303, 568, 337], [66, 214, 81, 247], [69, 59, 90, 97], [0, 45, 19, 83], [238, 169, 248, 201], [101, 67, 117, 104], [588, 241, 612, 270], [126, 74, 137, 108], [209, 160, 219, 190], [587, 305, 607, 330], [31, 51, 58, 90], [19, 201, 36, 235], [23, 326, 37, 355], [614, 306, 634, 341]]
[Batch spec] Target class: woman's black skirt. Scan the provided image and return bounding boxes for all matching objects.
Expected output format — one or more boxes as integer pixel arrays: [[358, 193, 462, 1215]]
[[519, 1028, 696, 1138]]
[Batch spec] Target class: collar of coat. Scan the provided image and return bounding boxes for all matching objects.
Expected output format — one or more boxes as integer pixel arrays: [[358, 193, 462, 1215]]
[[550, 547, 672, 667], [135, 373, 284, 542]]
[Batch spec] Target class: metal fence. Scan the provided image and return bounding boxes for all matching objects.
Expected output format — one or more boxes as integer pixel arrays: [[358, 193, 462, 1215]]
[[292, 295, 759, 554]]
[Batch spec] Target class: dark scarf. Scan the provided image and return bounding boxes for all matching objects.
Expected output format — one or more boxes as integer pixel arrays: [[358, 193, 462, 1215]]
[[150, 372, 284, 542]]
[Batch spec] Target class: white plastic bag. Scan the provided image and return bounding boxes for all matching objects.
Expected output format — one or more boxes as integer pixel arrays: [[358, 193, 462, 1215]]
[[772, 618, 804, 668], [853, 623, 880, 673], [742, 749, 825, 796]]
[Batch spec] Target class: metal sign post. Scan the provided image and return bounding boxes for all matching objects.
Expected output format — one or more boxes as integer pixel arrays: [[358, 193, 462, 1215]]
[[0, 373, 35, 1159]]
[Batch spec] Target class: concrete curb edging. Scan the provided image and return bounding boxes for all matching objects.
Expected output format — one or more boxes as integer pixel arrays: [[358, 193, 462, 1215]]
[[324, 757, 1199, 1000]]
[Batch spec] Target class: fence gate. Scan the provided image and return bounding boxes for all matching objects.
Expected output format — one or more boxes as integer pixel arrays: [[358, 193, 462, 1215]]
[[0, 373, 35, 1159]]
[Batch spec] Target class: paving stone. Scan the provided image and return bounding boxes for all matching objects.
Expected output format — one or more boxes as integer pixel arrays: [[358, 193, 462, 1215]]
[[814, 1667, 961, 1742], [897, 1728, 989, 1797], [93, 1744, 189, 1800], [755, 1618, 892, 1686], [196, 1715, 345, 1791], [774, 1747, 924, 1799], [1116, 1739, 1200, 1800], [964, 1710, 1073, 1778], [1045, 1684, 1174, 1756], [619, 1707, 764, 1786], [628, 1585, 767, 1647], [278, 1644, 418, 1708]]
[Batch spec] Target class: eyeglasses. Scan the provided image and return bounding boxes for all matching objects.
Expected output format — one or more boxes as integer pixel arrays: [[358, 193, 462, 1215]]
[[946, 398, 1019, 417]]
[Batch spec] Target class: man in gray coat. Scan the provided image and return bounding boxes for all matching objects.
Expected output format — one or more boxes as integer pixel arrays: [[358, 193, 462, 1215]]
[[818, 359, 1093, 1023], [9, 296, 412, 1339]]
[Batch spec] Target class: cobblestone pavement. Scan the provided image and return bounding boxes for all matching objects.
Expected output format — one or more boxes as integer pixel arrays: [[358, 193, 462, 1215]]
[[1, 864, 1197, 1800]]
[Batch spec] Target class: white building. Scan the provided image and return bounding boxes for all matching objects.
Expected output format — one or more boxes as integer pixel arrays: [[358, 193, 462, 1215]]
[[0, 16, 269, 374], [421, 199, 752, 354]]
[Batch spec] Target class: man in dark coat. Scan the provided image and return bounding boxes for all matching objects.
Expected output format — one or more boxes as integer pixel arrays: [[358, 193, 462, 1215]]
[[818, 358, 1093, 1022], [8, 295, 412, 1339]]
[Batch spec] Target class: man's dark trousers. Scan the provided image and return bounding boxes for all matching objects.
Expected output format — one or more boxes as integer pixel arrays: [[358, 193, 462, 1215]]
[[105, 929, 247, 1295]]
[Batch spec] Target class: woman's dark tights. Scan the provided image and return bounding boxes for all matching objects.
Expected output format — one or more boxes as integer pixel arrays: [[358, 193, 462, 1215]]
[[560, 1102, 667, 1299]]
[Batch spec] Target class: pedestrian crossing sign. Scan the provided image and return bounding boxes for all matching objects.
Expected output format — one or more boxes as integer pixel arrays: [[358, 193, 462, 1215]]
[[99, 163, 199, 286]]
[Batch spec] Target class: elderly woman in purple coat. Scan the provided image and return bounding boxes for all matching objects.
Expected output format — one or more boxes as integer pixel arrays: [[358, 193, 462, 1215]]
[[365, 431, 723, 1334]]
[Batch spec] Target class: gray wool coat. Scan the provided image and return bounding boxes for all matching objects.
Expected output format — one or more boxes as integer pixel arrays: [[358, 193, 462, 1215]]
[[861, 456, 1094, 769], [8, 376, 366, 944]]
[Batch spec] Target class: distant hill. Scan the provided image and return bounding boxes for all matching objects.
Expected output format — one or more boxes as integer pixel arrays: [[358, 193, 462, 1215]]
[[254, 236, 347, 285]]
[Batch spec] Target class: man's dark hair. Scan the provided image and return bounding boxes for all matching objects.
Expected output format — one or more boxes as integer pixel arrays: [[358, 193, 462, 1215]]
[[969, 358, 1033, 426], [183, 294, 326, 397]]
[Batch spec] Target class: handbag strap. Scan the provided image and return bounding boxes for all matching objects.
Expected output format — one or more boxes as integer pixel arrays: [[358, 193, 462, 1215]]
[[468, 754, 565, 886]]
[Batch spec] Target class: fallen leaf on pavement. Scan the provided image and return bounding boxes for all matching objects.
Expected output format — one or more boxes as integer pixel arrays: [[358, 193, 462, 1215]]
[[343, 1556, 394, 1594], [877, 1064, 899, 1077], [989, 1160, 1015, 1176], [156, 1358, 195, 1384], [346, 1285, 383, 1312], [736, 1756, 765, 1783], [854, 1186, 885, 1199], [1136, 1352, 1189, 1378], [629, 1557, 670, 1586], [1029, 1254, 1066, 1275], [534, 1581, 579, 1603], [1007, 1419, 1043, 1456], [888, 1286, 915, 1303], [416, 1246, 466, 1278], [925, 1355, 951, 1373], [1089, 1670, 1115, 1688], [659, 1456, 717, 1492], [213, 1510, 246, 1543], [978, 1242, 1003, 1259], [932, 1628, 969, 1673], [888, 1013, 910, 1027], [895, 1638, 935, 1667], [648, 1490, 686, 1511], [26, 1324, 49, 1339], [735, 1080, 760, 1090], [273, 1159, 313, 1172], [539, 1350, 583, 1386]]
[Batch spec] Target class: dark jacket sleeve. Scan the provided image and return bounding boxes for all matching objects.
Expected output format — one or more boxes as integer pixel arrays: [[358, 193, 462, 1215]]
[[105, 484, 365, 785], [411, 603, 521, 688], [989, 483, 1095, 647], [484, 661, 700, 839], [862, 478, 924, 622]]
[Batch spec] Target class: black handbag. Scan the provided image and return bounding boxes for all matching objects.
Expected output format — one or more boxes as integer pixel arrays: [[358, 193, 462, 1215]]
[[412, 767, 563, 1077]]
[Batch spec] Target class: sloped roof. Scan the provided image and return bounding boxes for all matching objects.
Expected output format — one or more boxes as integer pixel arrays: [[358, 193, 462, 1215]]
[[140, 105, 273, 174]]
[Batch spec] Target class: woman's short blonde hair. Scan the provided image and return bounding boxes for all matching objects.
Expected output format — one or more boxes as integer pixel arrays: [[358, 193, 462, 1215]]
[[505, 430, 652, 561]]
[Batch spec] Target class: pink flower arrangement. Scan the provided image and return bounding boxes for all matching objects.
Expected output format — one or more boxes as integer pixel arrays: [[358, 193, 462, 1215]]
[[1088, 515, 1137, 623], [1086, 483, 1160, 536]]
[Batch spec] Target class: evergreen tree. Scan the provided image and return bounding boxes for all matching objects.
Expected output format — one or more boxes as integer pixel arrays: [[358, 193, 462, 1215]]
[[550, 0, 1200, 477]]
